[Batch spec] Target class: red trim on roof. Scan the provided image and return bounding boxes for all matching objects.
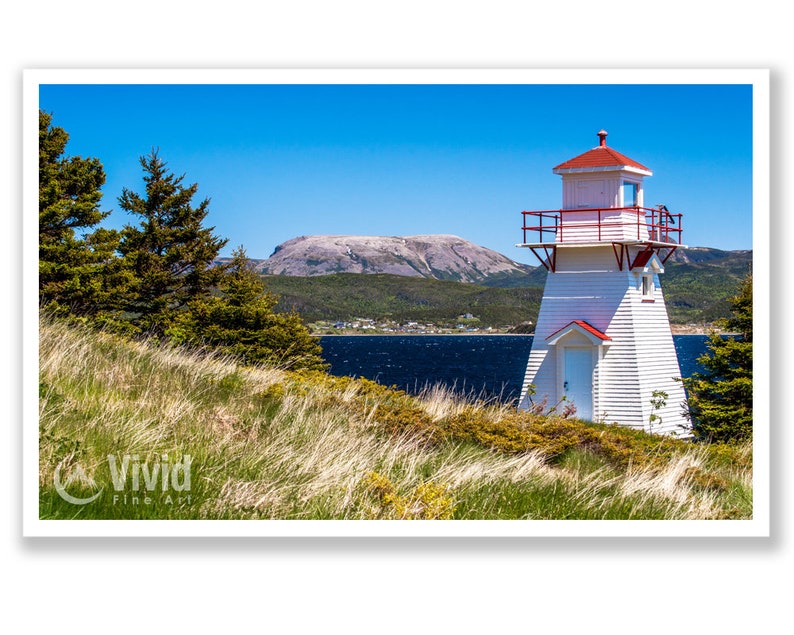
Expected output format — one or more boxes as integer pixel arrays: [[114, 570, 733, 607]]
[[631, 249, 654, 269], [548, 320, 611, 341], [553, 146, 651, 172]]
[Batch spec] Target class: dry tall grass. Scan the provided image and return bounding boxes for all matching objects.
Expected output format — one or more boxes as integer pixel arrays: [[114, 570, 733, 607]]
[[38, 318, 752, 520]]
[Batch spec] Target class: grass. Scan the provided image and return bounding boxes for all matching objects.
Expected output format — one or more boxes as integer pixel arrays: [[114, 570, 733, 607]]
[[38, 317, 752, 520]]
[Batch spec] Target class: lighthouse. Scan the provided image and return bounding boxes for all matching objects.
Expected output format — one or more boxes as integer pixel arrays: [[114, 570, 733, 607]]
[[517, 130, 690, 436]]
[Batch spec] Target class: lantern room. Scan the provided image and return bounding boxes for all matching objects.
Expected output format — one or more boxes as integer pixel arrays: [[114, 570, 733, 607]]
[[519, 130, 682, 273], [556, 129, 651, 210]]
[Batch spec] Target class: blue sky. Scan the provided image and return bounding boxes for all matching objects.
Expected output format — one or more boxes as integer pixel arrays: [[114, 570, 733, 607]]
[[38, 82, 754, 262]]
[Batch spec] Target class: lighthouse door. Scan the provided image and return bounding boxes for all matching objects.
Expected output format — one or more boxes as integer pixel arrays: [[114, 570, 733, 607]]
[[563, 347, 594, 420]]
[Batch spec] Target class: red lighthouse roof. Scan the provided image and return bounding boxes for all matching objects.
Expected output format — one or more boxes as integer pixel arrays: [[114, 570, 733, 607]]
[[553, 130, 652, 176]]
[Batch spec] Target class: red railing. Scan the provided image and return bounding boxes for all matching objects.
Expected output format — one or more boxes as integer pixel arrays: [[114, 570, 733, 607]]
[[521, 206, 682, 245]]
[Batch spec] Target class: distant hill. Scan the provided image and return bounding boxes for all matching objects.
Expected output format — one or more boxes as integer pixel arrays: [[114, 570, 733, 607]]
[[263, 273, 543, 328], [663, 246, 752, 265], [218, 236, 751, 327], [247, 234, 537, 286], [661, 247, 752, 323]]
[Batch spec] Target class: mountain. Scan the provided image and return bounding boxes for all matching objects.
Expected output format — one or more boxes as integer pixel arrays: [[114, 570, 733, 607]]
[[252, 240, 751, 327], [253, 234, 537, 285], [663, 246, 752, 265], [214, 236, 751, 326]]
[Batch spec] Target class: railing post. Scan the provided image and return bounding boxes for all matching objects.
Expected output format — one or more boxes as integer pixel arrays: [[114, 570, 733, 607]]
[[559, 211, 564, 243], [598, 208, 602, 241], [638, 207, 641, 241]]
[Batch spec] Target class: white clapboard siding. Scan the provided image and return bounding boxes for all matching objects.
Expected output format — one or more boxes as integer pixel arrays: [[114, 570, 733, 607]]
[[556, 209, 650, 243], [519, 245, 690, 435]]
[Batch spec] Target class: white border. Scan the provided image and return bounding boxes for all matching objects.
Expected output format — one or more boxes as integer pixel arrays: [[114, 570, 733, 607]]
[[23, 68, 770, 538]]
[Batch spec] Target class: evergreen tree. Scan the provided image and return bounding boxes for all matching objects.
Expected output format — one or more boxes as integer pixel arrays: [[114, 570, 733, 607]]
[[39, 110, 122, 315], [118, 150, 228, 335], [683, 273, 753, 442], [172, 246, 327, 370]]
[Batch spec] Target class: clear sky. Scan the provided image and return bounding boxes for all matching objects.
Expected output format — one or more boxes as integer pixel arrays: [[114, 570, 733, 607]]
[[38, 82, 754, 262]]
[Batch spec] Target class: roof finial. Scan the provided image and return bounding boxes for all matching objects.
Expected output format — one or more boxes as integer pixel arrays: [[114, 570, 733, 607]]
[[598, 129, 608, 147]]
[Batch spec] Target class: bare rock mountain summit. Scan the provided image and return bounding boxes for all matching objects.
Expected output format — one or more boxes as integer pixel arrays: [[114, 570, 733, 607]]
[[257, 234, 536, 284]]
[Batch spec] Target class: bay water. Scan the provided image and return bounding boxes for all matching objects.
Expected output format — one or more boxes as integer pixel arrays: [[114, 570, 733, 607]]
[[319, 334, 712, 403]]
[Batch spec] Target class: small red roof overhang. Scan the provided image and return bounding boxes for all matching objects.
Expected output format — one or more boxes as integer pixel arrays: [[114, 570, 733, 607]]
[[631, 249, 654, 269], [546, 320, 612, 344]]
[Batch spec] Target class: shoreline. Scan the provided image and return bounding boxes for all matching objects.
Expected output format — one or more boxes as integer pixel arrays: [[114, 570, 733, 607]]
[[315, 327, 724, 337], [314, 331, 528, 336], [670, 324, 726, 335]]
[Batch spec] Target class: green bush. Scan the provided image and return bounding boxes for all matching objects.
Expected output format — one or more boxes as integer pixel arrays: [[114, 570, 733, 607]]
[[682, 273, 753, 442], [173, 247, 327, 371]]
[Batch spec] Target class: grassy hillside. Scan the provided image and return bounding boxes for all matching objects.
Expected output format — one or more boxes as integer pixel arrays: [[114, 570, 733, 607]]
[[39, 318, 752, 520]]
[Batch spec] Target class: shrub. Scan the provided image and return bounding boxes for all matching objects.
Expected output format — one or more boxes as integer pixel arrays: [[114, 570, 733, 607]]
[[361, 472, 456, 520], [682, 273, 752, 442], [173, 247, 327, 370]]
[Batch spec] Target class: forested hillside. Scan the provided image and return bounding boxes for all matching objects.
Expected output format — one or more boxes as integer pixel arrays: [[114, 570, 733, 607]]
[[662, 249, 753, 323], [264, 273, 542, 327], [260, 246, 751, 328]]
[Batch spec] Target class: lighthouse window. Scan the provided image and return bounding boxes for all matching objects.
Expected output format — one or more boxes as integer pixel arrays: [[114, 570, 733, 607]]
[[641, 274, 655, 300], [623, 182, 638, 206]]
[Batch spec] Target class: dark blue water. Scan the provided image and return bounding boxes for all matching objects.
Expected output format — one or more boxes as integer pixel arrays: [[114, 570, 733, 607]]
[[319, 334, 713, 403]]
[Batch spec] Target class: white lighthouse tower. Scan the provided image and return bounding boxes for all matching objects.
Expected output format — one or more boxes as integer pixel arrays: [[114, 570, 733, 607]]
[[517, 130, 690, 435]]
